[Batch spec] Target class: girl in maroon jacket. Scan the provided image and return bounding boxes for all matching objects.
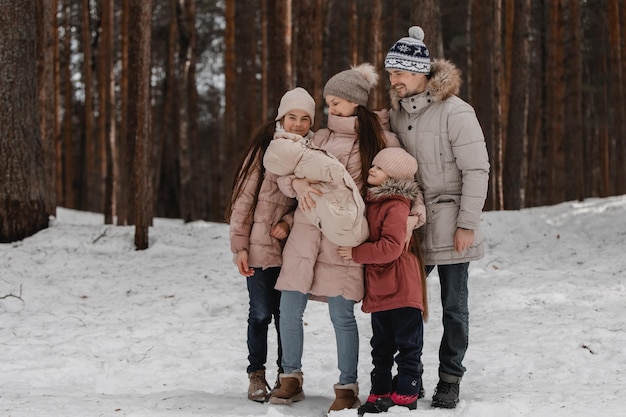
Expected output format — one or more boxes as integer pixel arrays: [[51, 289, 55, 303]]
[[338, 147, 428, 414]]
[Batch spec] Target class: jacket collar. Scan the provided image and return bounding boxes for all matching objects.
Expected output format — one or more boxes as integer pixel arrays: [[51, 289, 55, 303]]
[[327, 113, 358, 136], [390, 58, 462, 111], [367, 178, 421, 202]]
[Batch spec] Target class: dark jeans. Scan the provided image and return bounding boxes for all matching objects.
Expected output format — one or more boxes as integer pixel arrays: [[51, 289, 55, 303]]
[[246, 267, 282, 374], [426, 262, 469, 381], [370, 307, 423, 396]]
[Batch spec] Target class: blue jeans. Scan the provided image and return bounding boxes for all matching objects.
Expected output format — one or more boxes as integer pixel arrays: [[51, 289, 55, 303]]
[[246, 267, 282, 374], [279, 290, 359, 385], [426, 263, 469, 382]]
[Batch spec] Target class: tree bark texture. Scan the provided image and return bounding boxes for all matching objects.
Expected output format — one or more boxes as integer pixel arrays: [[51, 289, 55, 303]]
[[0, 0, 48, 242], [128, 0, 153, 249]]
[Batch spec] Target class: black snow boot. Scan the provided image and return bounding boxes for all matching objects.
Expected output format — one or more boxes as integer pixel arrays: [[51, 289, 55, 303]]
[[431, 380, 460, 408]]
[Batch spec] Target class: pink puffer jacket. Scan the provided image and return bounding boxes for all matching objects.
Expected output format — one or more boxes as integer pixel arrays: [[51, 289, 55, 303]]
[[275, 112, 401, 301]]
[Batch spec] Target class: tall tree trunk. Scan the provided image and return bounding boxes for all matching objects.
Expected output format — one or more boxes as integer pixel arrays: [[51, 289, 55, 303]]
[[525, 0, 545, 207], [153, 0, 180, 220], [348, 0, 357, 66], [492, 0, 503, 210], [620, 0, 626, 195], [545, 0, 566, 204], [469, 0, 498, 210], [61, 0, 74, 208], [35, 0, 57, 216], [0, 0, 48, 242], [565, 0, 584, 201], [178, 0, 199, 221], [222, 0, 236, 213], [261, 0, 268, 120], [97, 0, 114, 224], [54, 0, 62, 207], [176, 0, 190, 221], [503, 0, 530, 209], [501, 0, 514, 141], [81, 0, 97, 213], [222, 0, 258, 217], [411, 0, 443, 59], [370, 1, 384, 110], [128, 0, 153, 249], [117, 0, 130, 225], [296, 0, 325, 121], [267, 0, 291, 111], [608, 0, 624, 195]]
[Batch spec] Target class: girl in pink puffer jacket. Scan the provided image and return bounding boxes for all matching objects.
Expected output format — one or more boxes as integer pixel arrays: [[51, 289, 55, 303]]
[[225, 87, 315, 403]]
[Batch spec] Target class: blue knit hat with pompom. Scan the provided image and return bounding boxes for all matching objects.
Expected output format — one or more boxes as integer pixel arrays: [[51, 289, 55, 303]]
[[384, 26, 431, 74]]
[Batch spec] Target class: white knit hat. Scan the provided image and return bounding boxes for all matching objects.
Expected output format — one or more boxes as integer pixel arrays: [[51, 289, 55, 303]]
[[372, 147, 418, 180], [275, 87, 316, 124], [385, 26, 431, 74]]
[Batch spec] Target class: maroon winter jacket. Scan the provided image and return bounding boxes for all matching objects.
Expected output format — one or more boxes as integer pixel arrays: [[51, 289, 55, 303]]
[[351, 178, 425, 313]]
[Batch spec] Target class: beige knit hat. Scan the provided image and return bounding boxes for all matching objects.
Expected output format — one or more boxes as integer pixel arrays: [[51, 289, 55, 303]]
[[275, 87, 316, 124], [323, 63, 378, 106], [372, 147, 418, 180]]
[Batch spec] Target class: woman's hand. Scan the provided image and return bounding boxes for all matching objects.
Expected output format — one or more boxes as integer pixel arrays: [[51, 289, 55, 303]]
[[292, 178, 322, 212], [235, 249, 254, 277], [270, 221, 289, 240]]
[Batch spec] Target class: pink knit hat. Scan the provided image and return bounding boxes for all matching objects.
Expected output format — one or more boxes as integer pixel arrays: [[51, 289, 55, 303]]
[[275, 87, 316, 124], [372, 147, 418, 180]]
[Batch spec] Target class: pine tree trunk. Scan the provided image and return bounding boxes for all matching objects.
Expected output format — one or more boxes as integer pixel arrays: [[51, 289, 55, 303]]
[[35, 0, 58, 216], [81, 0, 97, 212], [61, 0, 74, 208], [565, 0, 584, 201], [128, 0, 153, 249], [546, 0, 566, 204], [117, 0, 130, 225], [503, 0, 530, 209], [0, 0, 49, 242]]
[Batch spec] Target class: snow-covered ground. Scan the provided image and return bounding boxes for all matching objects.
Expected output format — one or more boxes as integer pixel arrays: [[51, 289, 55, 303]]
[[1, 195, 625, 417]]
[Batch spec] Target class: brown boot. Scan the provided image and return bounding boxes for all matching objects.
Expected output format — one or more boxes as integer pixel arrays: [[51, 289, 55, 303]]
[[268, 372, 305, 404], [247, 370, 270, 402], [328, 383, 360, 412]]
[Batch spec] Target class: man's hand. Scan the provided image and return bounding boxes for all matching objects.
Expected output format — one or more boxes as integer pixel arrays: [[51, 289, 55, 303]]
[[292, 178, 322, 212], [454, 228, 475, 253], [235, 249, 254, 277], [337, 246, 353, 260]]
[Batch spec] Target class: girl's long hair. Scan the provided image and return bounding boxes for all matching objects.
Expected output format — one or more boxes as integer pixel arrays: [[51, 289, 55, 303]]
[[409, 228, 429, 322], [355, 106, 387, 193], [224, 121, 275, 223]]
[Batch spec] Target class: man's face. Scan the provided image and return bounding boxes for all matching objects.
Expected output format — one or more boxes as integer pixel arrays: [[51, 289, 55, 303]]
[[387, 69, 428, 98]]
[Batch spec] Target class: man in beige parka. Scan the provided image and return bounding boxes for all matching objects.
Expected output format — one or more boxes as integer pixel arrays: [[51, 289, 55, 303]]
[[384, 26, 490, 409]]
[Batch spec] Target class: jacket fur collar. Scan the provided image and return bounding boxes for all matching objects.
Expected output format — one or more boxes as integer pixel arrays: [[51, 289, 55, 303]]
[[367, 178, 421, 202], [390, 58, 462, 110]]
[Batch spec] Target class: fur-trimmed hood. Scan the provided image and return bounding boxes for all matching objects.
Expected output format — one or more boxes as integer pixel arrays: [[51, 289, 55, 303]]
[[390, 58, 462, 110], [366, 178, 421, 203]]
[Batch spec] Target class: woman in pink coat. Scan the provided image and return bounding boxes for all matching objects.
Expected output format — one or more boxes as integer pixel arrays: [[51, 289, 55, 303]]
[[225, 87, 315, 403], [268, 63, 401, 414]]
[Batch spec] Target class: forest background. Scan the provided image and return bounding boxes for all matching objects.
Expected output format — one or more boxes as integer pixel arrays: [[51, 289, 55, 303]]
[[1, 0, 625, 244]]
